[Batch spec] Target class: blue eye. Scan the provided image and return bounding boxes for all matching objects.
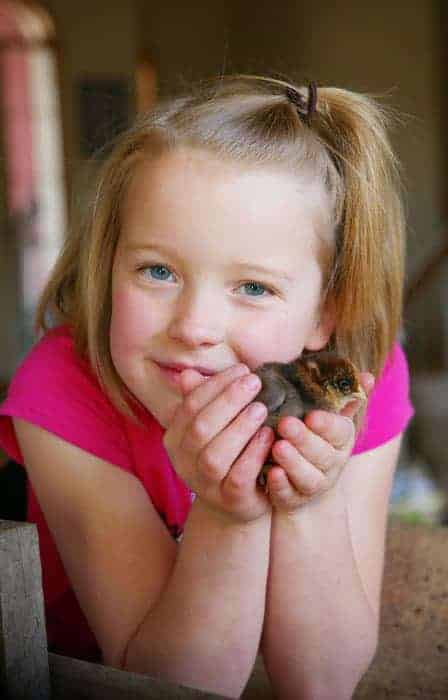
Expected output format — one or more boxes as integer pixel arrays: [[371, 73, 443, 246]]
[[142, 264, 174, 281], [239, 281, 272, 297]]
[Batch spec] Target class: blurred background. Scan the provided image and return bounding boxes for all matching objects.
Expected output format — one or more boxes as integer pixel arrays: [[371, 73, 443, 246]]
[[0, 0, 447, 522]]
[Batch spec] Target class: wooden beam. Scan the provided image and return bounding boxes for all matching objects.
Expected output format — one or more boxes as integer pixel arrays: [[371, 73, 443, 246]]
[[49, 652, 231, 700], [0, 520, 51, 699]]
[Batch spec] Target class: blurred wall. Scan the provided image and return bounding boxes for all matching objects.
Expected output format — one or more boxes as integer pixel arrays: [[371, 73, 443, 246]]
[[0, 92, 22, 376], [43, 0, 137, 191], [0, 0, 445, 380]]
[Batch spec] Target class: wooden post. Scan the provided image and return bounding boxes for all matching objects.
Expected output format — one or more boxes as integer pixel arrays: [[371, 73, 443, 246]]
[[49, 652, 231, 700], [0, 520, 51, 699]]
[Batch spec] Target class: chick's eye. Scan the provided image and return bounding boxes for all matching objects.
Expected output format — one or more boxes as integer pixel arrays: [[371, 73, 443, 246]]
[[336, 378, 352, 393], [237, 281, 273, 298], [140, 264, 175, 282]]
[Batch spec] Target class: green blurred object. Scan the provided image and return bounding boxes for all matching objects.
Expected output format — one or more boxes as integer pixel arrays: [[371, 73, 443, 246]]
[[389, 456, 446, 526], [390, 511, 436, 527]]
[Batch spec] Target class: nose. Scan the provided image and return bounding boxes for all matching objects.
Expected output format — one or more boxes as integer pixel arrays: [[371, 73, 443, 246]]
[[167, 288, 225, 348]]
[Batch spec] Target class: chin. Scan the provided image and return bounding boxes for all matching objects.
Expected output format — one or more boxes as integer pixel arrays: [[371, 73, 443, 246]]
[[150, 396, 182, 428]]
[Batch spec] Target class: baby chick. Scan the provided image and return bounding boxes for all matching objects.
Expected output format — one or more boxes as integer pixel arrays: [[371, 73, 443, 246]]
[[254, 351, 367, 487]]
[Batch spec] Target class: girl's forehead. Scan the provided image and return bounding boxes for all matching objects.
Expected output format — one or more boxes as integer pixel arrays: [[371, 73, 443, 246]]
[[127, 147, 328, 205], [121, 149, 334, 253]]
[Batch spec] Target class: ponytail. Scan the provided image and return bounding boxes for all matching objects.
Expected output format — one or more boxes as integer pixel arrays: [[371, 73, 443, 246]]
[[312, 88, 405, 375]]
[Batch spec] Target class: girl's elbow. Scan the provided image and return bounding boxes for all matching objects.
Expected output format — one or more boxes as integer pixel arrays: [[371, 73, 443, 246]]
[[103, 642, 130, 671], [330, 637, 379, 700], [111, 634, 255, 699], [267, 636, 378, 700], [356, 631, 379, 682], [356, 625, 379, 670]]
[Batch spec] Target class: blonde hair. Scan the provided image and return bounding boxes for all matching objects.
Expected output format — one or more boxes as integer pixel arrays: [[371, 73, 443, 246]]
[[36, 74, 406, 418]]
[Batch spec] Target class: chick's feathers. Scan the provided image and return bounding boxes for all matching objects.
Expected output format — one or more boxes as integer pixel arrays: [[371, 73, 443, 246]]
[[253, 351, 366, 487], [254, 351, 365, 428]]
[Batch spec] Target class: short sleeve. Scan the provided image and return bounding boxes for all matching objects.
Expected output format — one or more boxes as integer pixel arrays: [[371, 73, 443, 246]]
[[0, 326, 133, 471], [352, 343, 414, 455]]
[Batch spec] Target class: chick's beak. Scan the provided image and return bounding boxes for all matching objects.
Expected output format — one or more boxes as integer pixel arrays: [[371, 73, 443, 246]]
[[336, 386, 367, 412], [352, 386, 367, 402]]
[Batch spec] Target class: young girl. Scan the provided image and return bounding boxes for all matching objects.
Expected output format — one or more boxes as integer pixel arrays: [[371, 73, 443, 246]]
[[0, 74, 413, 699]]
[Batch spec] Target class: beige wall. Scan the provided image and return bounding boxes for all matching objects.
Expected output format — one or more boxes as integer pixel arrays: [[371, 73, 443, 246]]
[[0, 104, 22, 377], [0, 0, 445, 379], [43, 0, 137, 193], [137, 0, 231, 93]]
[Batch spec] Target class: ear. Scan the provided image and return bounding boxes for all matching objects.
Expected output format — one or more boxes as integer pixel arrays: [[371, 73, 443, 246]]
[[304, 297, 336, 352]]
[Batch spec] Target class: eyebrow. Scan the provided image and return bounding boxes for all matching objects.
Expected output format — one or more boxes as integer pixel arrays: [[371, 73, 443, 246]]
[[124, 241, 182, 260], [231, 262, 295, 283], [125, 242, 169, 252], [124, 242, 295, 283]]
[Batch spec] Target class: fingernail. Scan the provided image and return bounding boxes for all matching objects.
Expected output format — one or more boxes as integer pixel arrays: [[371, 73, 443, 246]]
[[258, 426, 272, 441], [283, 420, 302, 439], [241, 374, 261, 391], [248, 402, 266, 419], [305, 412, 324, 431]]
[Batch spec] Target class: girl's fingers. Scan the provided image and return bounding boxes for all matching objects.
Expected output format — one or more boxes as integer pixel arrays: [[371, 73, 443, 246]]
[[222, 427, 275, 505], [276, 414, 351, 472], [360, 371, 375, 394], [198, 400, 268, 475], [340, 372, 375, 419], [179, 368, 208, 395], [217, 424, 274, 494], [266, 467, 307, 509], [340, 400, 361, 420], [302, 411, 355, 452], [265, 372, 377, 512], [180, 363, 250, 410], [181, 372, 263, 453], [271, 440, 327, 495], [169, 363, 249, 436]]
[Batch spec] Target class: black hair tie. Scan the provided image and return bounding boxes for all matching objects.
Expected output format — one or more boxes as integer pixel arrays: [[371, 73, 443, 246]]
[[285, 82, 317, 126]]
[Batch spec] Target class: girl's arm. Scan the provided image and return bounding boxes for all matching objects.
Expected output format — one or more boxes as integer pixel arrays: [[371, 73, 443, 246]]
[[13, 364, 272, 698], [125, 497, 270, 692], [261, 435, 402, 700]]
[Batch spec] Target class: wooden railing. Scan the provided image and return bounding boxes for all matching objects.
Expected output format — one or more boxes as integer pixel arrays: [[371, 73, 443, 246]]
[[0, 520, 231, 700], [1, 518, 448, 699]]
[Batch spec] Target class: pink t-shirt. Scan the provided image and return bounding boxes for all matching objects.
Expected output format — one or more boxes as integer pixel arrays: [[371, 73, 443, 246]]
[[0, 325, 414, 661]]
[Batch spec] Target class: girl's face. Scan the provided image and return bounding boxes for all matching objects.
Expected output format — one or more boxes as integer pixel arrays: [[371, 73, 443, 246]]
[[111, 148, 335, 427]]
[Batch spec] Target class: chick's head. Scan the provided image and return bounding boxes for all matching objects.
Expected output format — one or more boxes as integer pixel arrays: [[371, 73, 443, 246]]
[[289, 352, 367, 413]]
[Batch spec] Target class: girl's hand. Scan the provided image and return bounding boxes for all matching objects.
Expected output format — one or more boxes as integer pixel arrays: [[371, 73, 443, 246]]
[[163, 364, 273, 523], [265, 373, 375, 512]]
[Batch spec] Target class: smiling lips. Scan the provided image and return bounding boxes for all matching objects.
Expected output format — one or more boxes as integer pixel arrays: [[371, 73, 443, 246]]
[[157, 362, 217, 375], [154, 361, 216, 386]]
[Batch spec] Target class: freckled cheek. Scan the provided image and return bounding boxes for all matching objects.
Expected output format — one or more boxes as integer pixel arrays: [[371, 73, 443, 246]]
[[110, 287, 165, 356], [234, 314, 310, 368]]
